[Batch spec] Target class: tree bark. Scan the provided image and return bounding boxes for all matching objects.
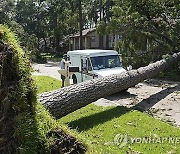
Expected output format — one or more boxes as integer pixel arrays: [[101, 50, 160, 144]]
[[40, 52, 180, 119]]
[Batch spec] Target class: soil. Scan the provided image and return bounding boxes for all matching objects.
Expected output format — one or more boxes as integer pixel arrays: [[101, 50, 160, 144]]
[[48, 129, 86, 154], [32, 62, 180, 127]]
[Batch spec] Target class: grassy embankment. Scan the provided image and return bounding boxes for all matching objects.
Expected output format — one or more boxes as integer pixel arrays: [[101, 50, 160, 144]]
[[0, 25, 85, 153]]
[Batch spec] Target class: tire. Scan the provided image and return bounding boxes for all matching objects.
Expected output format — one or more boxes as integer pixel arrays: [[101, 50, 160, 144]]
[[72, 75, 77, 84]]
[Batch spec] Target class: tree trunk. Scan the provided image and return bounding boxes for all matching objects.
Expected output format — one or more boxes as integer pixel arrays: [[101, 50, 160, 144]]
[[40, 52, 180, 119], [98, 0, 103, 49], [78, 0, 83, 50], [55, 32, 60, 52]]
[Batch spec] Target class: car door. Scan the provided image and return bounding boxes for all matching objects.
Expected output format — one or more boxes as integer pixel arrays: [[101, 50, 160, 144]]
[[81, 56, 93, 82]]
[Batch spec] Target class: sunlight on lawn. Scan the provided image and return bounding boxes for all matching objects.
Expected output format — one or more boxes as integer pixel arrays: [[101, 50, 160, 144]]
[[32, 75, 61, 94], [58, 104, 180, 154]]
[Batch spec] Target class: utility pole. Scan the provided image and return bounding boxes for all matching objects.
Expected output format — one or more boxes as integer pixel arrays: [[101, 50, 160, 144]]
[[78, 0, 83, 50]]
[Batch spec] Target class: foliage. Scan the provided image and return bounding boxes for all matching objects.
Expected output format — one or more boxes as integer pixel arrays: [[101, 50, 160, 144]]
[[0, 0, 15, 24], [14, 0, 80, 54], [100, 0, 180, 66], [0, 24, 41, 153], [0, 0, 79, 61], [0, 0, 116, 57], [1, 0, 179, 76], [59, 104, 180, 154], [0, 0, 115, 58], [0, 25, 85, 153], [156, 63, 180, 82]]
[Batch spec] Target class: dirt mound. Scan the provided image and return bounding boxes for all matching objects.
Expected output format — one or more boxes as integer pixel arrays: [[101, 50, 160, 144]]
[[48, 129, 86, 154]]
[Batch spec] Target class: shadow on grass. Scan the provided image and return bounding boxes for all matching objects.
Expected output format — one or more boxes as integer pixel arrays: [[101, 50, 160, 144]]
[[68, 106, 130, 132], [105, 91, 137, 101], [67, 84, 180, 132], [135, 84, 180, 111]]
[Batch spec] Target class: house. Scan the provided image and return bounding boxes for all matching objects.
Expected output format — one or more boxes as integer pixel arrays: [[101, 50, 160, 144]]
[[69, 28, 120, 51]]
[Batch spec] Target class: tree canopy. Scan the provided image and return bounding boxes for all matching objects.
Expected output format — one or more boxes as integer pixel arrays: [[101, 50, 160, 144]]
[[103, 0, 180, 62], [0, 0, 179, 67]]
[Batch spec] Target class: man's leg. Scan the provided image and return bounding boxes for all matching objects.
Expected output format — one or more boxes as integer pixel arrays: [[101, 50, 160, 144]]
[[61, 75, 65, 87]]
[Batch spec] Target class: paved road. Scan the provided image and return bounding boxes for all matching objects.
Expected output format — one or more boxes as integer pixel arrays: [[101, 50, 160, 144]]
[[32, 61, 61, 80]]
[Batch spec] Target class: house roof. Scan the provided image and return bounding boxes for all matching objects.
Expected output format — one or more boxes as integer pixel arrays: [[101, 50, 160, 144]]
[[69, 28, 96, 38]]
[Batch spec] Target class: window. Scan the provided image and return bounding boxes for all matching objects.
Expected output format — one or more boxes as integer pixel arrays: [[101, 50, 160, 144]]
[[81, 58, 92, 72], [91, 36, 95, 42], [81, 58, 87, 72], [87, 58, 92, 71], [90, 55, 122, 70]]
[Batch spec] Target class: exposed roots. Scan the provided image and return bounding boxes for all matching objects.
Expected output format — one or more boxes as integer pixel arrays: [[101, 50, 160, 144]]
[[48, 129, 86, 154]]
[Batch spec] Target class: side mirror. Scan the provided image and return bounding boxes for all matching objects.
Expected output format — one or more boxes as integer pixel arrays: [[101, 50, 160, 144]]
[[127, 65, 132, 71]]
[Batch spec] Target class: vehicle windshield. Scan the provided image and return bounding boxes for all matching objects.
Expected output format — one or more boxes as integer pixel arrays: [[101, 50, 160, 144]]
[[90, 55, 122, 70]]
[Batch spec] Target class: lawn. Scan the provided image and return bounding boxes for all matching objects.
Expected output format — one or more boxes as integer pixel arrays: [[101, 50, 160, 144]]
[[33, 75, 180, 154], [58, 105, 180, 154], [32, 75, 61, 93]]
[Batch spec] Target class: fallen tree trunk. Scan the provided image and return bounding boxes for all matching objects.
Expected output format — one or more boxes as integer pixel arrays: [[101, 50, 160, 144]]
[[40, 52, 180, 118]]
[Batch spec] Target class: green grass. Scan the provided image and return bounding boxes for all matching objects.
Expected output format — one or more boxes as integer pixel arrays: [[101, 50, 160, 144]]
[[33, 74, 180, 154], [32, 76, 61, 93], [58, 105, 180, 154], [32, 75, 87, 152]]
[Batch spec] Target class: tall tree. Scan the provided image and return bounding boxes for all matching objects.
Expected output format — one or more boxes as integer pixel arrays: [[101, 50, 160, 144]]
[[78, 0, 83, 50], [105, 0, 180, 64], [15, 0, 49, 52], [15, 0, 71, 53], [85, 0, 115, 49], [0, 0, 15, 24]]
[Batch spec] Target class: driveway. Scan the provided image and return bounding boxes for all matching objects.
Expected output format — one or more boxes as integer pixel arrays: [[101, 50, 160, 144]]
[[32, 61, 61, 80]]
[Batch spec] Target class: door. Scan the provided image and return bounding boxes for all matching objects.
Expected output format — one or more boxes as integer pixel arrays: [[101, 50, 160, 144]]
[[81, 56, 93, 82]]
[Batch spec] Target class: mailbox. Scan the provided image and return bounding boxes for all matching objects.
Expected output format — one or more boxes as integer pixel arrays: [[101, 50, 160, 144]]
[[69, 66, 79, 72]]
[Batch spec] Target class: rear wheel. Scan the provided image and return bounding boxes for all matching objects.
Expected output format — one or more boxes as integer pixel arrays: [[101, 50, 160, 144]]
[[72, 75, 77, 84]]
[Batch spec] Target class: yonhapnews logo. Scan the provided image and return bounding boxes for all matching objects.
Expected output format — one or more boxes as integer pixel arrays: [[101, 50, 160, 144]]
[[114, 134, 180, 148]]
